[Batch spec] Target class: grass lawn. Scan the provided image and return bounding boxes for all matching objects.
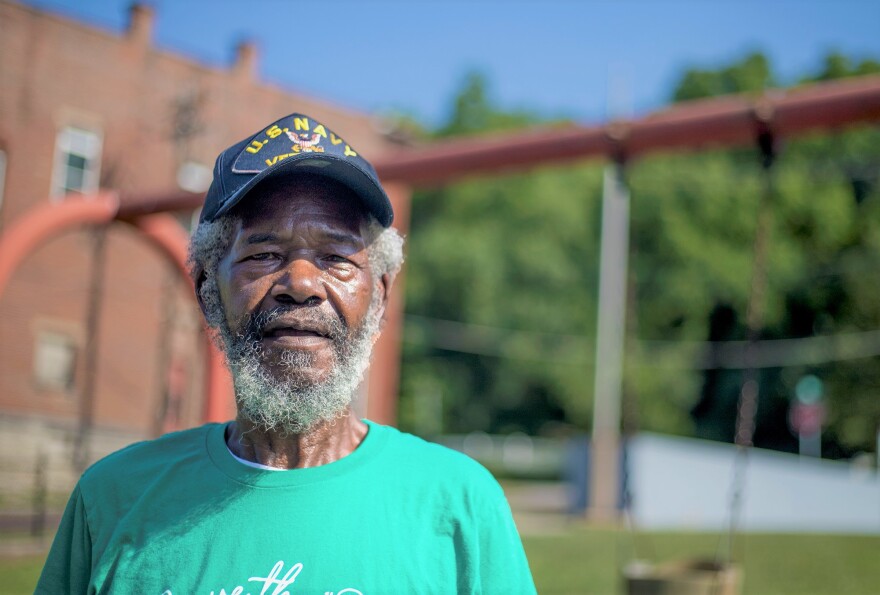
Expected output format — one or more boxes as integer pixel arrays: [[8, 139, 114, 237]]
[[523, 528, 880, 594], [2, 530, 877, 594], [0, 555, 45, 595]]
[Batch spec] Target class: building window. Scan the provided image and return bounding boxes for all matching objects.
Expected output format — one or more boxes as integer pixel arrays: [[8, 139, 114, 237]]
[[52, 127, 102, 198], [34, 331, 78, 392]]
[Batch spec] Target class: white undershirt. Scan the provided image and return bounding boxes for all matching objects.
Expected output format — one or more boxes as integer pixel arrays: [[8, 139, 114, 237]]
[[225, 442, 285, 471]]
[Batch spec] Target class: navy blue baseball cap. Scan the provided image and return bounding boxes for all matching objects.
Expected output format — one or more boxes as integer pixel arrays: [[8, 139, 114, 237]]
[[200, 113, 393, 227]]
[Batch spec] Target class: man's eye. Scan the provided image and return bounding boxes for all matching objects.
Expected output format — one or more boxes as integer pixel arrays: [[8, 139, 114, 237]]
[[249, 252, 276, 261]]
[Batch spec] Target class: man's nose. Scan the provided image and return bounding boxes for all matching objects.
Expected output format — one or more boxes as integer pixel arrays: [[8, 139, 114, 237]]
[[270, 258, 326, 305]]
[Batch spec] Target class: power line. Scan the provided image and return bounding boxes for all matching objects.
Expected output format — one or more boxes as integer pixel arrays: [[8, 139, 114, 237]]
[[404, 314, 880, 369]]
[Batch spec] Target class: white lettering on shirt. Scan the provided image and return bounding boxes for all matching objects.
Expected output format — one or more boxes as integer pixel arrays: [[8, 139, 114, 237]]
[[160, 560, 363, 595], [248, 560, 302, 594]]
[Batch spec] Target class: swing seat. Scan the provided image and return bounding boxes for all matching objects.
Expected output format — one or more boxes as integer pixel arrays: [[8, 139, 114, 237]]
[[624, 558, 741, 595]]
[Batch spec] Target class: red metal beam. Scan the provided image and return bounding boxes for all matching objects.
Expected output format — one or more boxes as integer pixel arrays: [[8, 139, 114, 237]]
[[116, 190, 204, 220], [110, 75, 880, 216], [373, 75, 880, 185]]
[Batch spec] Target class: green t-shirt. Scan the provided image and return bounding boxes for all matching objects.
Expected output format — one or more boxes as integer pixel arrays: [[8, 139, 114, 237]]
[[37, 421, 535, 594]]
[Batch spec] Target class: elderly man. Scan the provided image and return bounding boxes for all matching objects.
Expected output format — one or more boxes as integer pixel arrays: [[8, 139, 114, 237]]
[[37, 113, 536, 594]]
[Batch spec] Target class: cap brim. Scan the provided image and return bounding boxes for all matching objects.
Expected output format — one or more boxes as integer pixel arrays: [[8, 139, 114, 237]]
[[213, 153, 393, 227]]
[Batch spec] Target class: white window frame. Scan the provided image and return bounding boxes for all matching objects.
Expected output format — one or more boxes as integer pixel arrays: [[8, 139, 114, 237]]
[[176, 160, 212, 194], [33, 330, 78, 393], [51, 126, 102, 200]]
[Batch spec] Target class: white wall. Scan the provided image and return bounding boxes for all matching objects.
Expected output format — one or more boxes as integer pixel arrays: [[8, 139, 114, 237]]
[[628, 433, 880, 533]]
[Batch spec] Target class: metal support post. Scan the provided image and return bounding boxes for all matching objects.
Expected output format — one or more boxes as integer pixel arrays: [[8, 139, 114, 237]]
[[74, 225, 108, 472], [589, 161, 630, 523]]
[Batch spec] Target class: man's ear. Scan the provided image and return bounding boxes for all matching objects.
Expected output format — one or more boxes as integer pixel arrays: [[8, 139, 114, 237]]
[[194, 271, 210, 320], [376, 272, 393, 327]]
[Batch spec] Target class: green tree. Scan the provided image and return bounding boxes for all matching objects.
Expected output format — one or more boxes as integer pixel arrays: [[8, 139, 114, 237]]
[[436, 72, 540, 138], [807, 51, 880, 82], [402, 167, 605, 435], [400, 52, 880, 457], [636, 52, 880, 453], [402, 73, 602, 435], [673, 51, 775, 102]]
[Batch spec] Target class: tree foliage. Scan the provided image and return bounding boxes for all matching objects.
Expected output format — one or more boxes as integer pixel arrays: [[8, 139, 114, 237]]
[[400, 59, 880, 457], [435, 72, 540, 138], [673, 52, 775, 102]]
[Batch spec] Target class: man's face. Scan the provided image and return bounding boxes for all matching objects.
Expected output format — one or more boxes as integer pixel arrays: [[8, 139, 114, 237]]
[[209, 177, 386, 432]]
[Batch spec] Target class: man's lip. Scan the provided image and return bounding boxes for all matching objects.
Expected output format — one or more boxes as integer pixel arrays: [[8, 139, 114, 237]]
[[262, 331, 331, 350], [256, 313, 336, 351], [264, 328, 324, 338], [262, 320, 330, 338]]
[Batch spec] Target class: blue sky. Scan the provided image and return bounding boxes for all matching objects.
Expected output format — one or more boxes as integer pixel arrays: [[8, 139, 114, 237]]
[[20, 0, 880, 127]]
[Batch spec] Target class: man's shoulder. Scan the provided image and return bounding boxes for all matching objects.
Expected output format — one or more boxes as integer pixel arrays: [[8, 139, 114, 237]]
[[375, 423, 479, 465], [80, 423, 219, 488], [371, 422, 502, 491]]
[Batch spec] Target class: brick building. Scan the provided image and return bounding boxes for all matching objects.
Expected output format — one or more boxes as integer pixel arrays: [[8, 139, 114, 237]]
[[0, 0, 405, 485]]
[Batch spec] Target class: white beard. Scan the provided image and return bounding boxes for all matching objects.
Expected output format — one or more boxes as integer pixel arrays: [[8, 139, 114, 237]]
[[211, 288, 383, 435]]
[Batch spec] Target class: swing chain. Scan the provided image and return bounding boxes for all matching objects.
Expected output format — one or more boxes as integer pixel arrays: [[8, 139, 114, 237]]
[[722, 125, 778, 569]]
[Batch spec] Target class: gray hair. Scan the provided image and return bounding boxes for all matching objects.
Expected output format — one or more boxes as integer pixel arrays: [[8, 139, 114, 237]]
[[187, 213, 405, 329]]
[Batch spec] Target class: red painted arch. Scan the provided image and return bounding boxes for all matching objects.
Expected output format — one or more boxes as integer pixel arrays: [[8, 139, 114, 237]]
[[0, 194, 119, 293], [128, 213, 234, 423], [0, 194, 233, 424]]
